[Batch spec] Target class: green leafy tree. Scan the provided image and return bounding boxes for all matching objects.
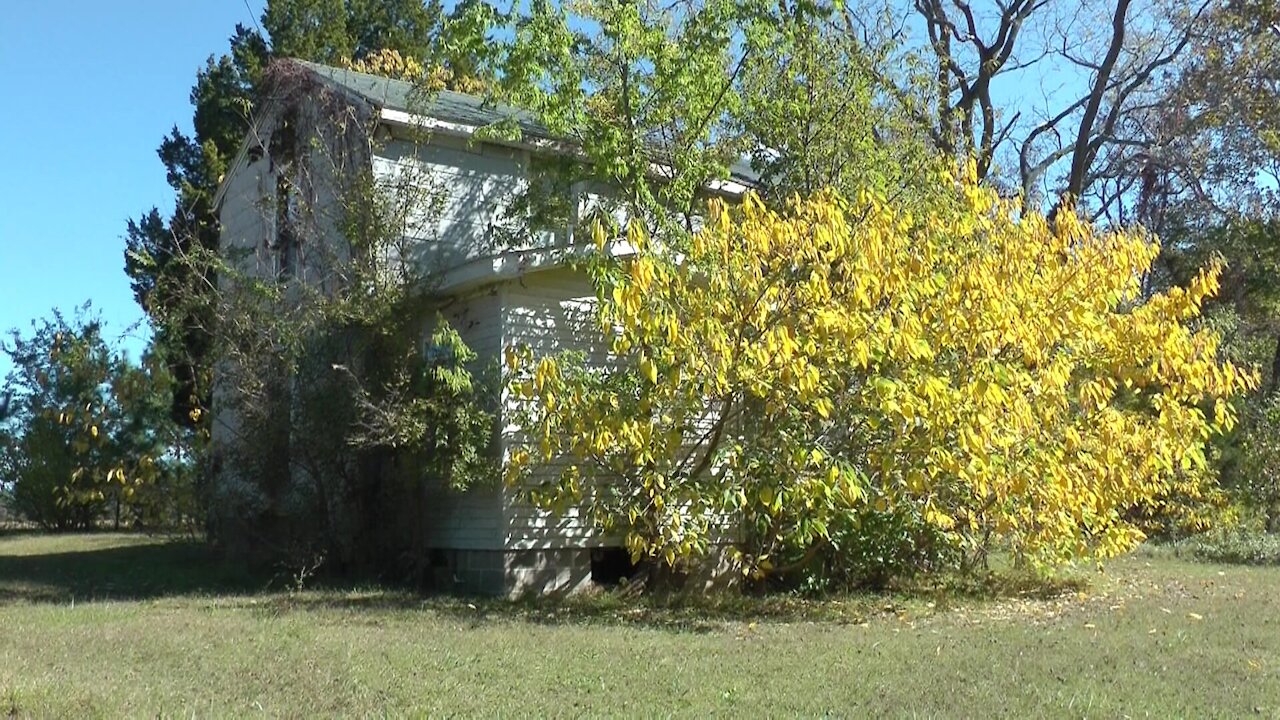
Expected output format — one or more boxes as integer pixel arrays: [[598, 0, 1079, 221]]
[[1146, 0, 1280, 225], [1136, 1, 1280, 530], [1, 309, 117, 529], [736, 3, 937, 204], [126, 25, 268, 427], [494, 0, 760, 229], [1157, 219, 1280, 530], [263, 0, 355, 63], [0, 309, 188, 531]]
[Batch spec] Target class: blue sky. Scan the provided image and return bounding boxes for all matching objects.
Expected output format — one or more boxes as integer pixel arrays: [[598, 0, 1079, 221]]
[[0, 1, 265, 376]]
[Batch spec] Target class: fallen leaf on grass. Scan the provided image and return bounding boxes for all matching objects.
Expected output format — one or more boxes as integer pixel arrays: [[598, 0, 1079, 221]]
[[1187, 612, 1203, 621]]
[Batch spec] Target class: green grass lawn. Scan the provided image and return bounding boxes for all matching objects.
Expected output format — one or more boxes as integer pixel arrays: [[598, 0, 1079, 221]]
[[1, 533, 1277, 718]]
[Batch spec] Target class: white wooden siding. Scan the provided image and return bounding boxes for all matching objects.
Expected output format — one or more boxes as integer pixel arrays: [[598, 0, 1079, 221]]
[[498, 270, 617, 549], [498, 269, 740, 551], [217, 153, 279, 278], [210, 153, 272, 454], [372, 134, 561, 275], [417, 289, 506, 550]]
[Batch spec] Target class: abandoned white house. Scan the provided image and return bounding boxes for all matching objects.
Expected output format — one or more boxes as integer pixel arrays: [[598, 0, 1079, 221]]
[[209, 59, 754, 595]]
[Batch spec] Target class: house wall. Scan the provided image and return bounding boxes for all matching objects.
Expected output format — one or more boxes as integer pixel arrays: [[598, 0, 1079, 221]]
[[372, 132, 564, 276], [211, 80, 736, 593], [210, 87, 370, 449], [215, 149, 279, 276], [499, 269, 612, 550], [496, 267, 740, 595], [216, 94, 368, 290], [210, 147, 271, 452], [494, 270, 607, 595], [208, 108, 292, 551], [368, 132, 564, 594], [401, 286, 506, 594], [418, 289, 504, 551]]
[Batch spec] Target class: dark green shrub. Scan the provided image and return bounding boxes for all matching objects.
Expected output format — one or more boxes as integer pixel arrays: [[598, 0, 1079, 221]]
[[1179, 525, 1280, 566], [783, 507, 961, 593]]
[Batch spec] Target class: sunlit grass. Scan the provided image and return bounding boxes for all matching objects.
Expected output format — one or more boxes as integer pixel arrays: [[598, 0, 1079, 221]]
[[1, 532, 1277, 717]]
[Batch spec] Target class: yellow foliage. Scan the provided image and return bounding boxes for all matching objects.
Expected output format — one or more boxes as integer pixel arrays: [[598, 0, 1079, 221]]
[[342, 49, 426, 81], [505, 172, 1255, 570], [342, 49, 490, 95]]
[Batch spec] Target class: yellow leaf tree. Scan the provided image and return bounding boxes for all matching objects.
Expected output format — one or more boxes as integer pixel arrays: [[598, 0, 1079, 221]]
[[506, 166, 1255, 576]]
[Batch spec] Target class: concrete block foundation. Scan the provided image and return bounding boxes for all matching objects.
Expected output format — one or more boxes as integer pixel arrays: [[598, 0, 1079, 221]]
[[427, 546, 736, 597], [427, 547, 592, 597]]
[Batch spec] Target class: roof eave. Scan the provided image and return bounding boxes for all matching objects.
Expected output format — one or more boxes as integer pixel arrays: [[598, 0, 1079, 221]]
[[378, 107, 752, 197]]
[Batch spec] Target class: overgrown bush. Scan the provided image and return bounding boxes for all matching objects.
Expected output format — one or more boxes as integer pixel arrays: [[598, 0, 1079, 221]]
[[787, 507, 961, 593], [1, 420, 100, 530], [1179, 524, 1280, 565], [1155, 222, 1280, 535], [1232, 395, 1280, 531], [508, 172, 1255, 584]]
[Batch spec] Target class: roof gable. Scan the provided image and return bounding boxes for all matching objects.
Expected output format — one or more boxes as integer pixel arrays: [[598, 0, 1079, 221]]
[[292, 59, 555, 142]]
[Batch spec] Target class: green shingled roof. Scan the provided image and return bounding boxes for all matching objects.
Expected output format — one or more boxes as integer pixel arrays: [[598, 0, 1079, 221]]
[[295, 59, 556, 140], [292, 59, 759, 185]]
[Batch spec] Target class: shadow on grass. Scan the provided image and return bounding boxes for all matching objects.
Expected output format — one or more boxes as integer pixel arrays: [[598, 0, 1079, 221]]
[[242, 568, 1089, 633], [0, 534, 268, 603], [0, 532, 1089, 633], [247, 589, 800, 632]]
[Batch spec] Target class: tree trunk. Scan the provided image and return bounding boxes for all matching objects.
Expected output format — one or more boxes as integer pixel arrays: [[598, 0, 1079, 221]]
[[1056, 0, 1133, 216]]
